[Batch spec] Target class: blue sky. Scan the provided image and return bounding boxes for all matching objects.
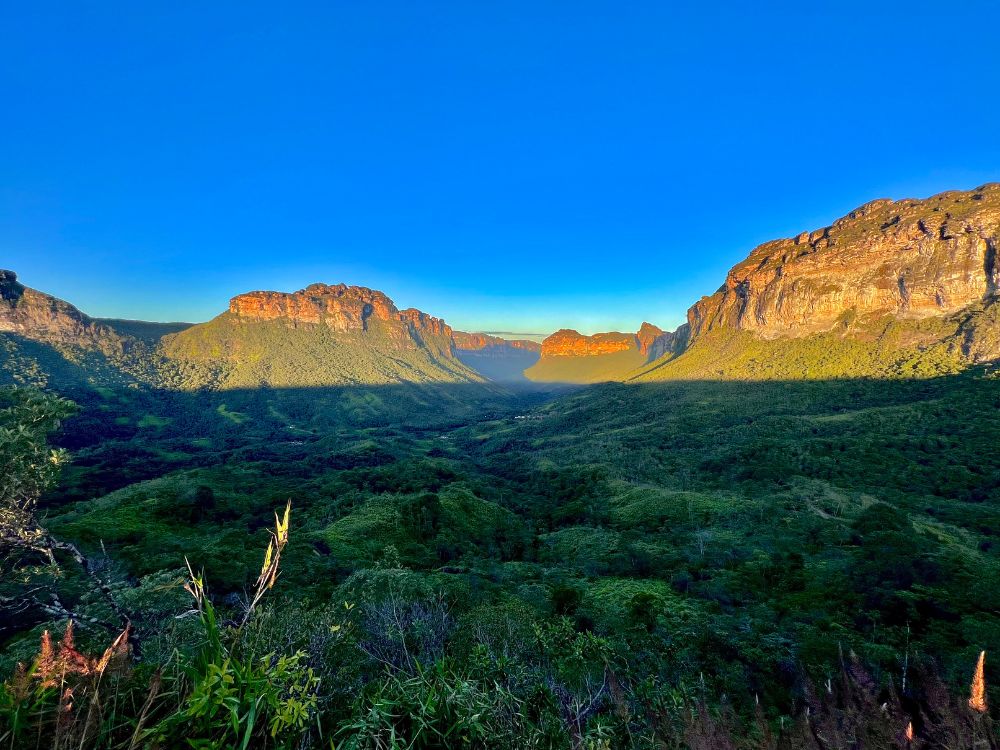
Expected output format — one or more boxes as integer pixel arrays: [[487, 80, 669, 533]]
[[3, 2, 999, 334]]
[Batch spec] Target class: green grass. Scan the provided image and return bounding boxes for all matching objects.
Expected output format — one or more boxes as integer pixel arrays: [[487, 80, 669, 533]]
[[216, 403, 248, 424], [138, 413, 172, 428], [525, 347, 648, 383]]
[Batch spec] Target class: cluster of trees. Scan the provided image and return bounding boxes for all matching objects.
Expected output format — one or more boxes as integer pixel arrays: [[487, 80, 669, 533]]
[[3, 367, 1000, 747]]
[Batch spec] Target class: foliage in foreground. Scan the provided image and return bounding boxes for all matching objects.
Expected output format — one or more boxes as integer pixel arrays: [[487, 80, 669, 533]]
[[4, 375, 1000, 747]]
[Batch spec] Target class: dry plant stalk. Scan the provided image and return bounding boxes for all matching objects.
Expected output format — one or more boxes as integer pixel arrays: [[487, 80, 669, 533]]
[[240, 499, 291, 628], [969, 650, 988, 713], [34, 620, 130, 688]]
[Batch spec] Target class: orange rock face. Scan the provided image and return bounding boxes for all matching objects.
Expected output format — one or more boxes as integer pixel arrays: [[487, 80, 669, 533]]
[[229, 283, 454, 340], [0, 270, 124, 354], [636, 322, 681, 359], [687, 184, 1000, 341], [540, 325, 680, 361], [452, 331, 541, 352], [541, 329, 636, 357]]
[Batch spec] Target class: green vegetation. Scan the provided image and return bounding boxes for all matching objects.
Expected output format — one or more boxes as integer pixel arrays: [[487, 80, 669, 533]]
[[527, 347, 649, 384], [635, 305, 1000, 382], [160, 314, 482, 389], [3, 355, 1000, 746]]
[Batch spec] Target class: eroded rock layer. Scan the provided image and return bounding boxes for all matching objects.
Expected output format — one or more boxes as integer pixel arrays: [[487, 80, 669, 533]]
[[687, 185, 1000, 342]]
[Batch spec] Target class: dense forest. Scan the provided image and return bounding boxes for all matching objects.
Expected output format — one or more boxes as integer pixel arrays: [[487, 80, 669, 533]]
[[3, 363, 1000, 747]]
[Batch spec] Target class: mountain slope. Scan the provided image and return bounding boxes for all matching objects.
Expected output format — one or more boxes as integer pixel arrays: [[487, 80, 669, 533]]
[[0, 270, 127, 354], [452, 331, 541, 382], [160, 283, 483, 388], [525, 323, 681, 383], [637, 184, 1000, 381], [0, 270, 158, 389]]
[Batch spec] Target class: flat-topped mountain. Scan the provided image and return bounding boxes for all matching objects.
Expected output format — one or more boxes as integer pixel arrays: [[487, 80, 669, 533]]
[[228, 283, 451, 340], [687, 184, 1000, 342], [162, 283, 479, 388], [526, 323, 681, 383], [642, 184, 1000, 380], [452, 331, 542, 382]]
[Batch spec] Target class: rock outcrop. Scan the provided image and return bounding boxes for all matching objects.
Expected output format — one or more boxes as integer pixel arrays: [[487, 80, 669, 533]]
[[541, 330, 635, 357], [0, 270, 124, 354], [230, 283, 453, 340], [526, 323, 682, 383], [452, 331, 542, 382], [540, 325, 680, 361], [686, 184, 1000, 342], [452, 331, 541, 353]]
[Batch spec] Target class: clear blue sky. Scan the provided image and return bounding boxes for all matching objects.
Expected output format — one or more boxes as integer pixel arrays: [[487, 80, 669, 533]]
[[3, 2, 999, 334]]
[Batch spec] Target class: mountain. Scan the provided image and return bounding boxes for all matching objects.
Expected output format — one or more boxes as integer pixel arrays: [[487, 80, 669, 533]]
[[637, 184, 1000, 380], [452, 331, 541, 382], [0, 270, 126, 354], [525, 323, 681, 383], [5, 182, 999, 389], [0, 270, 157, 389], [160, 283, 483, 388], [0, 275, 487, 390]]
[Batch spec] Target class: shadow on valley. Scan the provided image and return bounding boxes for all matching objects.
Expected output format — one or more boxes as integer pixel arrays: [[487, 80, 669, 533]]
[[7, 370, 1000, 745]]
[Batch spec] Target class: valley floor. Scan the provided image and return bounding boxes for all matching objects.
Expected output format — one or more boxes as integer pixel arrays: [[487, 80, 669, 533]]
[[3, 371, 1000, 747]]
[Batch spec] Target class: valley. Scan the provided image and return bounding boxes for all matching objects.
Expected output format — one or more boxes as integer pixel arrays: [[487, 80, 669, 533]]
[[3, 184, 1000, 748]]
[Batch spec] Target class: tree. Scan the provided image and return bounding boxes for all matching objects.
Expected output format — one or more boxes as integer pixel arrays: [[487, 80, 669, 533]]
[[0, 387, 135, 646]]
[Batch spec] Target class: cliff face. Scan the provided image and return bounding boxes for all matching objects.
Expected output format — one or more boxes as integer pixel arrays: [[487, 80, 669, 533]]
[[636, 322, 683, 360], [526, 323, 682, 383], [0, 270, 124, 354], [541, 330, 635, 357], [452, 331, 541, 353], [452, 331, 542, 382], [540, 324, 679, 360], [687, 185, 1000, 342], [230, 283, 452, 341], [163, 282, 480, 387]]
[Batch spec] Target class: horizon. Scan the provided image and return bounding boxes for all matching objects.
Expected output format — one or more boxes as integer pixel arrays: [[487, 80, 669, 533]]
[[3, 2, 1000, 333], [6, 178, 998, 337]]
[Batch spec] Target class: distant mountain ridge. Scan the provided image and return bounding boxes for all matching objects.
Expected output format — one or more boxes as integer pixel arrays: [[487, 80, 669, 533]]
[[525, 324, 682, 383], [0, 276, 484, 389], [452, 331, 542, 383], [3, 183, 999, 388], [641, 183, 1000, 380], [161, 283, 481, 388]]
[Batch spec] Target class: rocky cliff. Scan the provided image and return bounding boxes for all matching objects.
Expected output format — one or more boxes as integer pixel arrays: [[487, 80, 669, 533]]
[[163, 282, 480, 388], [452, 331, 542, 383], [230, 283, 454, 344], [526, 323, 681, 383], [0, 270, 124, 355], [686, 184, 1000, 342], [452, 331, 541, 353], [540, 324, 680, 360]]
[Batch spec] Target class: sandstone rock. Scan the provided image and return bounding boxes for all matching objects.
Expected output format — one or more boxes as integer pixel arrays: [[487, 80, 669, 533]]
[[228, 283, 455, 348], [452, 331, 541, 353], [541, 329, 635, 357], [0, 269, 124, 354], [636, 322, 682, 360], [540, 324, 681, 362], [686, 184, 1000, 342]]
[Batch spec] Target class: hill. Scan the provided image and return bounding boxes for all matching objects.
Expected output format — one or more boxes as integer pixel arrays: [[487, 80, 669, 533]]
[[634, 184, 1000, 381], [452, 331, 541, 382], [160, 283, 482, 388], [525, 323, 680, 383]]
